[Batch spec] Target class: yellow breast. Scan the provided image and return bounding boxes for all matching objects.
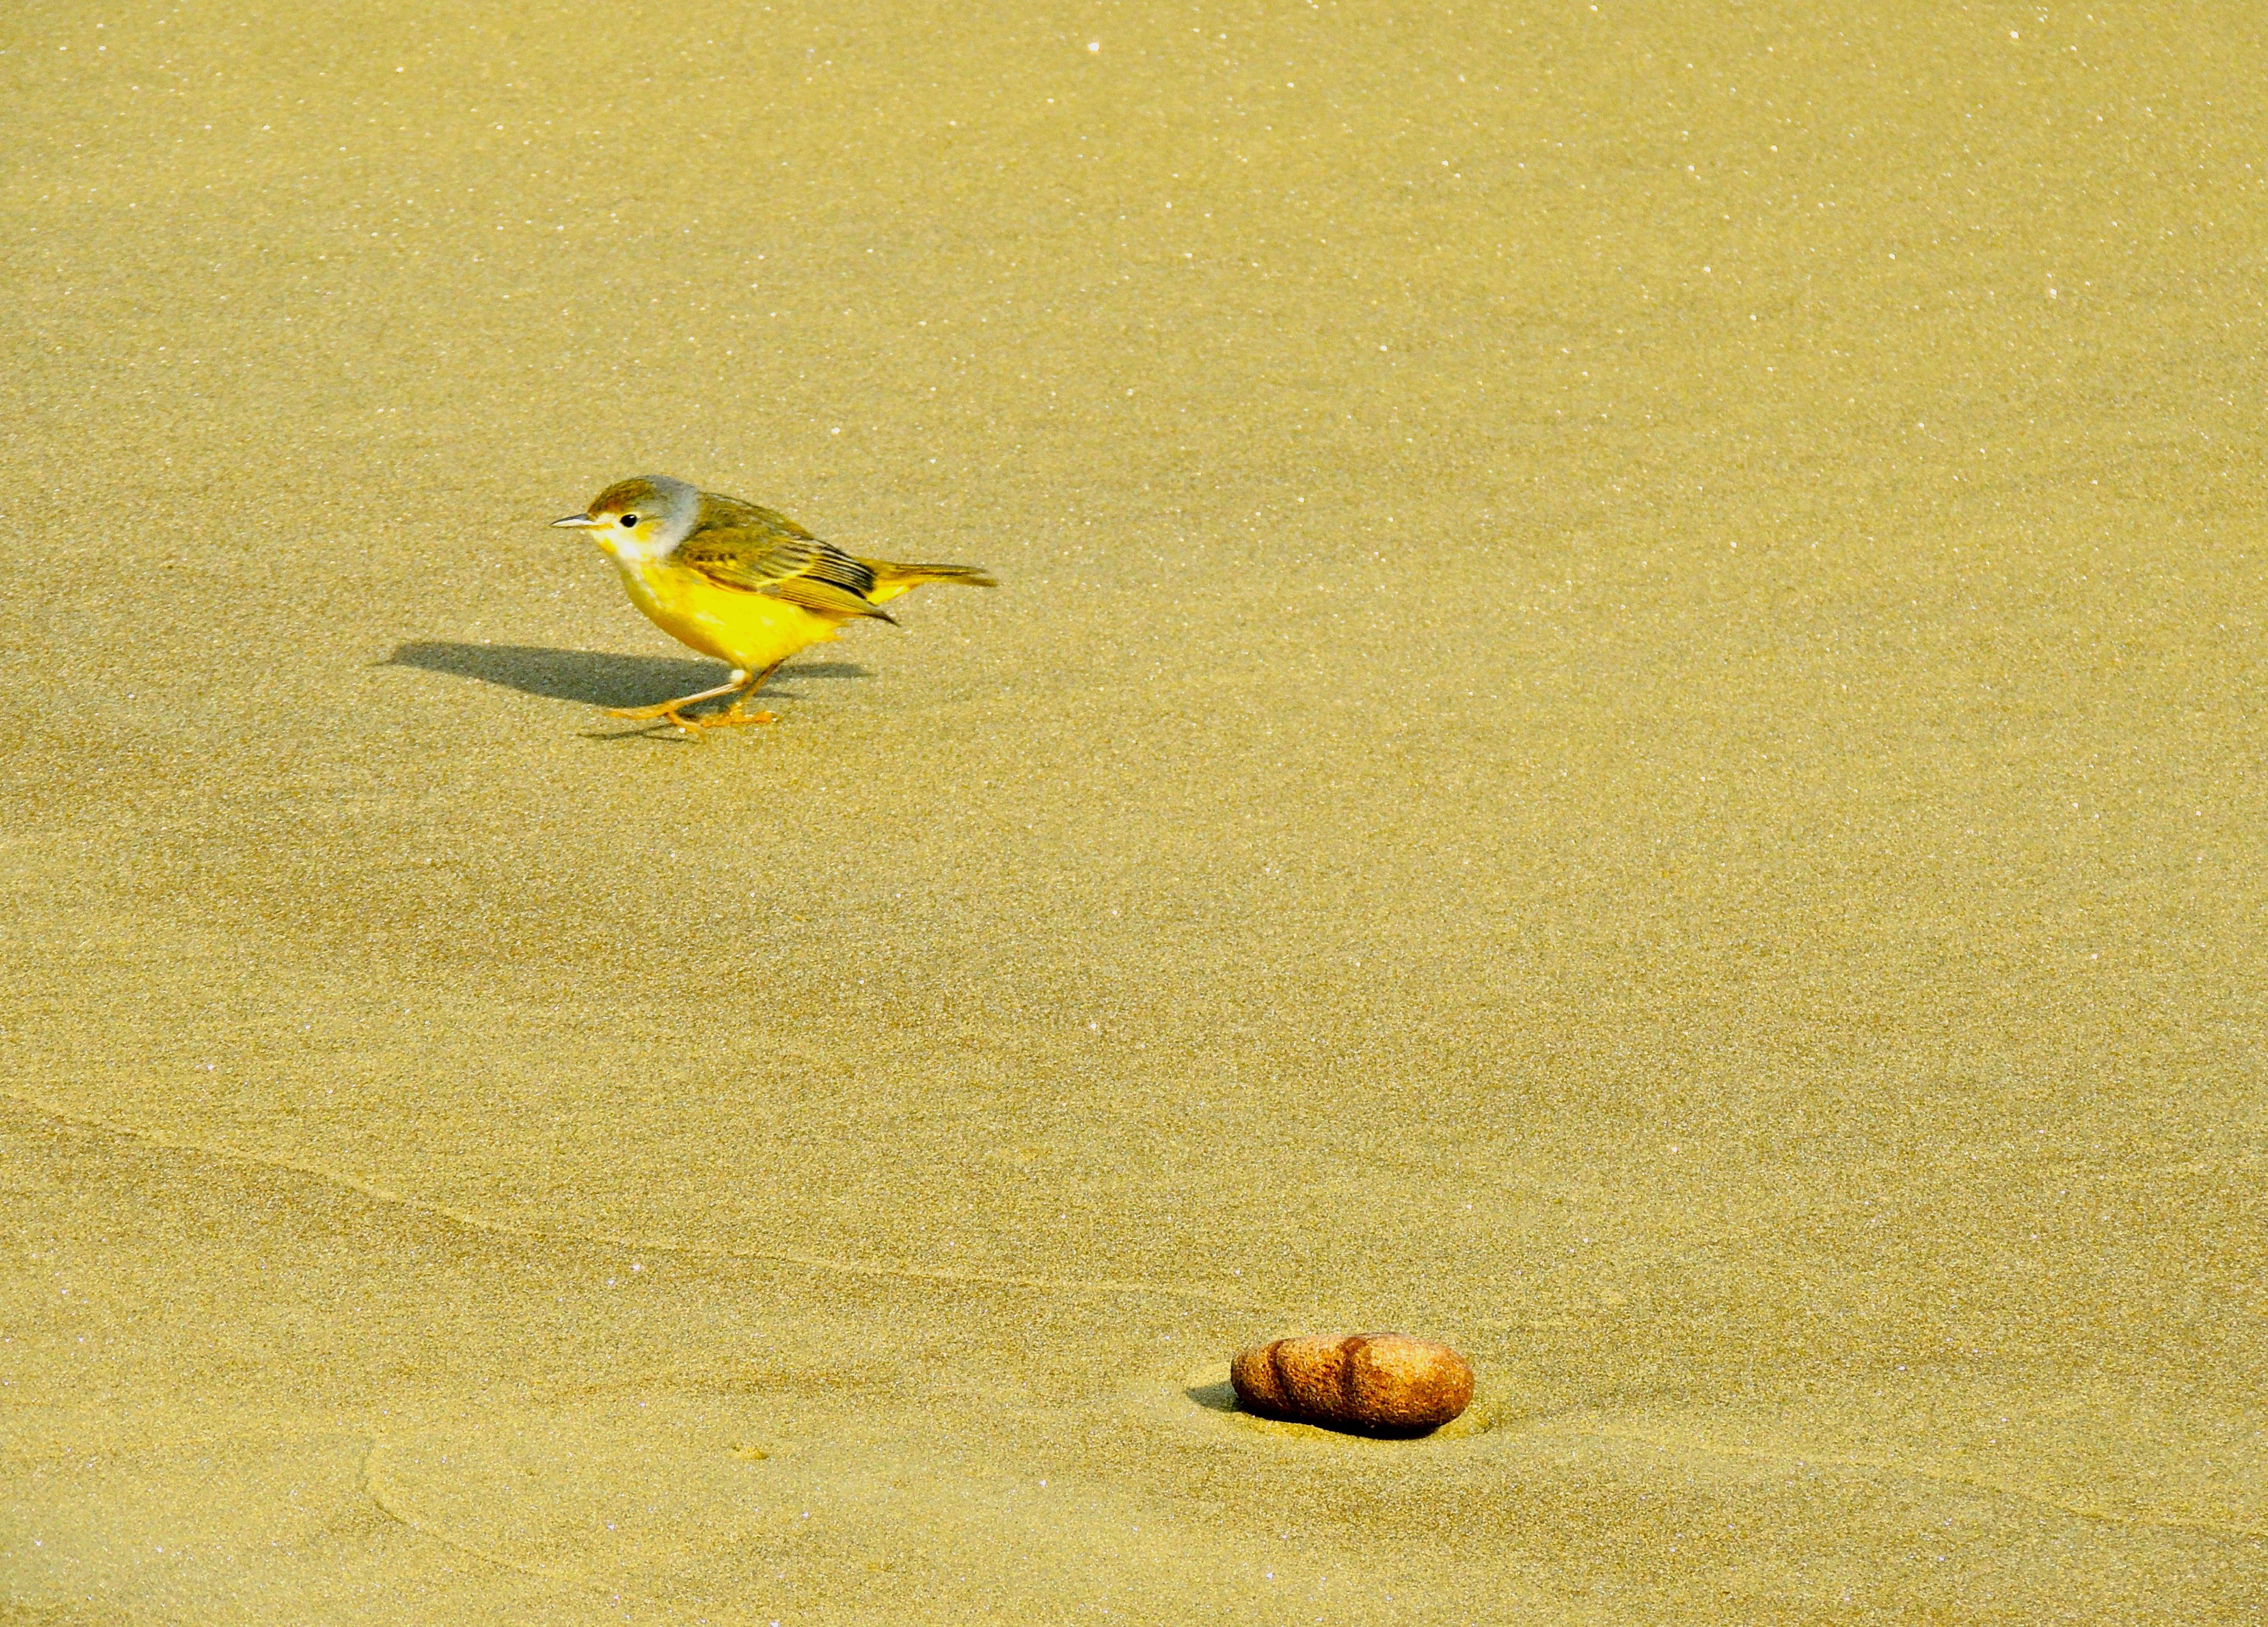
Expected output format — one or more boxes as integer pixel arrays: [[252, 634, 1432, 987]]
[[613, 559, 845, 673]]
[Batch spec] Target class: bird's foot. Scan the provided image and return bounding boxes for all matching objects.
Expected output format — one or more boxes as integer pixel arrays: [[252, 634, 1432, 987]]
[[600, 680, 771, 735], [593, 704, 708, 739]]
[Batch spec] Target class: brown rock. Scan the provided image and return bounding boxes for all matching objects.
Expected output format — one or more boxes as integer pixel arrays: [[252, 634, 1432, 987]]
[[1229, 1332, 1474, 1433]]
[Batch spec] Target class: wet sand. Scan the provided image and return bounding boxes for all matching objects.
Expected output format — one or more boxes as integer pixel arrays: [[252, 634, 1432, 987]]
[[4, 2, 2265, 1621]]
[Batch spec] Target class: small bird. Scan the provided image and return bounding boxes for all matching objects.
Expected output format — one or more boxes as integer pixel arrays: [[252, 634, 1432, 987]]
[[552, 474, 996, 732]]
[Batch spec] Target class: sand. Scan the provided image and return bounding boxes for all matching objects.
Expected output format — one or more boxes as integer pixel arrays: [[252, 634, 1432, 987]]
[[3, 1, 2264, 1621]]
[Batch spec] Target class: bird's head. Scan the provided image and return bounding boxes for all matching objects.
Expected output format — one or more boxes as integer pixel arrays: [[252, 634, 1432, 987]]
[[552, 474, 701, 559]]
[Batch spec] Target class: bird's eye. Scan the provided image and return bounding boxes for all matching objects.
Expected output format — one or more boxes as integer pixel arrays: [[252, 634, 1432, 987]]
[[619, 513, 639, 526]]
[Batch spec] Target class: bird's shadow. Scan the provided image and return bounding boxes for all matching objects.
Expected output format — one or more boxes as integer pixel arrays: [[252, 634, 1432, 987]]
[[380, 641, 866, 708]]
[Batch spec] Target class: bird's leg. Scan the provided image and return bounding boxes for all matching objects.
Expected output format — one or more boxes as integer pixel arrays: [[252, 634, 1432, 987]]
[[605, 671, 750, 728], [709, 661, 786, 727]]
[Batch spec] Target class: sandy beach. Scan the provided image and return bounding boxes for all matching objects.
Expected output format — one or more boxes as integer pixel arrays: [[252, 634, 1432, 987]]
[[4, 2, 2264, 1620]]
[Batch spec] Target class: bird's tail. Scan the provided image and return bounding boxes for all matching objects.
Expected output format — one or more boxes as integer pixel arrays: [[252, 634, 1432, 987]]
[[862, 559, 999, 605]]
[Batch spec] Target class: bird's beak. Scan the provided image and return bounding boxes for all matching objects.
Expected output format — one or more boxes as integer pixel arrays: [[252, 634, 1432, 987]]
[[551, 513, 601, 528]]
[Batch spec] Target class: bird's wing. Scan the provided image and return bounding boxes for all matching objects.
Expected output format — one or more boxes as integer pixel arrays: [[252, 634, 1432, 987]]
[[671, 498, 895, 622]]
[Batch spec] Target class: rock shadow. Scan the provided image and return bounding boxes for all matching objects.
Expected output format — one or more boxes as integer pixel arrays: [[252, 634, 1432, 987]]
[[1181, 1376, 1475, 1440]]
